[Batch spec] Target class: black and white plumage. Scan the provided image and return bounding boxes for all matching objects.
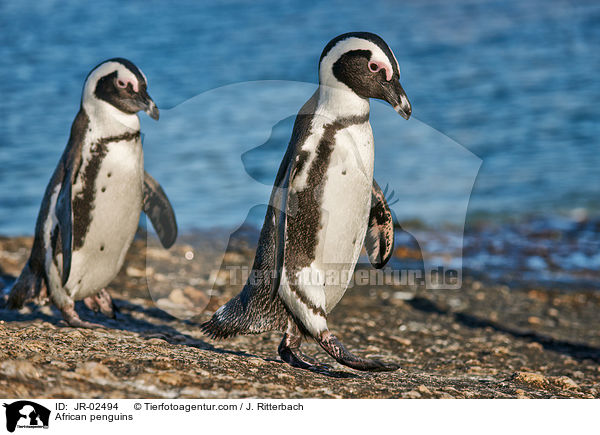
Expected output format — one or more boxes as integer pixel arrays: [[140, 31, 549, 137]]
[[7, 58, 177, 328], [202, 32, 411, 372]]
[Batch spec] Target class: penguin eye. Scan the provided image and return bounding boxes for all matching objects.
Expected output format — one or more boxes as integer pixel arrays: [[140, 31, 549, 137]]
[[116, 79, 127, 89], [368, 62, 380, 73]]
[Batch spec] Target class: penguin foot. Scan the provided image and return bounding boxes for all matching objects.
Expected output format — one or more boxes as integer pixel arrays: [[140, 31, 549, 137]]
[[318, 331, 400, 372], [60, 305, 105, 329], [278, 343, 329, 371], [278, 332, 331, 372], [83, 288, 117, 319]]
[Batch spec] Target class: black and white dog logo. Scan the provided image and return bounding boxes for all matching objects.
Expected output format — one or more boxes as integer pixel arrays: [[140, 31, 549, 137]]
[[3, 401, 50, 432]]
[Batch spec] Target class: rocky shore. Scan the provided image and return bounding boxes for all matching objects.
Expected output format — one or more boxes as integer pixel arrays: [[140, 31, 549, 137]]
[[1, 228, 599, 399]]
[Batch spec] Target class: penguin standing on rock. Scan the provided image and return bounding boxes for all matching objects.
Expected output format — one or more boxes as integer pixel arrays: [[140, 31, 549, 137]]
[[202, 33, 411, 372], [6, 58, 177, 328]]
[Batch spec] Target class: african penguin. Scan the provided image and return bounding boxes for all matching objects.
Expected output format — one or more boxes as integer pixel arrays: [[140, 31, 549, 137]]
[[6, 58, 177, 328], [202, 32, 411, 372]]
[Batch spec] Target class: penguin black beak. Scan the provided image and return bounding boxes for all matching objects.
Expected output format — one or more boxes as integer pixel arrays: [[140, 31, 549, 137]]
[[382, 80, 411, 120], [136, 89, 160, 121], [144, 99, 160, 121]]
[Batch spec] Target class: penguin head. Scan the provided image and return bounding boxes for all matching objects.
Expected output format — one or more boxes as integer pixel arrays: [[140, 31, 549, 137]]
[[82, 58, 159, 121], [319, 32, 411, 119]]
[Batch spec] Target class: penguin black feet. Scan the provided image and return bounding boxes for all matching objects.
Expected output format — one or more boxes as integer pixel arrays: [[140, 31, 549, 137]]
[[277, 321, 399, 373], [278, 321, 332, 373], [278, 333, 329, 371], [83, 288, 118, 319], [317, 330, 400, 372]]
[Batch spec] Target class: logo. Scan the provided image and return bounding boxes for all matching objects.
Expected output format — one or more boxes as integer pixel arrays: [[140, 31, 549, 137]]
[[3, 401, 50, 433]]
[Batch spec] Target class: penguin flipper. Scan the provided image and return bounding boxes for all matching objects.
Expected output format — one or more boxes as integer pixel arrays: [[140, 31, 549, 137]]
[[365, 180, 395, 269], [142, 171, 178, 249], [54, 112, 88, 287], [269, 168, 291, 301], [56, 169, 73, 286], [270, 92, 318, 300]]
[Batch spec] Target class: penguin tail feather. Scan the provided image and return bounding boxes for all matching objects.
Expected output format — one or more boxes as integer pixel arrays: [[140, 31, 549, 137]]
[[6, 262, 46, 309], [200, 296, 259, 339], [200, 283, 288, 340]]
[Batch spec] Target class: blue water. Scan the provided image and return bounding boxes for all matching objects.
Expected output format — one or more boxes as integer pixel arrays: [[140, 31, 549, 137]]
[[1, 0, 599, 235]]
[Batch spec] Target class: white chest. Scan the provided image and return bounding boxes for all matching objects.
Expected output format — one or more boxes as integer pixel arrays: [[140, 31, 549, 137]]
[[312, 122, 374, 311], [66, 137, 144, 297], [317, 122, 374, 258]]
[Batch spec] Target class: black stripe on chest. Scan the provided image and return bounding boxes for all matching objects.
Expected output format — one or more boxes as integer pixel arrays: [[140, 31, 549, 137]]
[[285, 113, 369, 272], [72, 131, 140, 250]]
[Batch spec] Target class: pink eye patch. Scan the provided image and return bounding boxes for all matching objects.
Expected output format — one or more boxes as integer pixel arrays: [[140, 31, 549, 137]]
[[368, 61, 392, 81], [117, 77, 139, 92]]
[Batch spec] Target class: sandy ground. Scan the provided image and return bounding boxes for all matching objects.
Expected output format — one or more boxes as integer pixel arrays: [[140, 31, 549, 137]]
[[1, 236, 599, 398]]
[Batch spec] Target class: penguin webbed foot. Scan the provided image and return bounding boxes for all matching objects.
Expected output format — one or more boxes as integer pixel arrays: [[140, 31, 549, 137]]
[[278, 330, 334, 373], [278, 340, 328, 371], [83, 288, 117, 319], [318, 331, 400, 372], [60, 304, 105, 329], [278, 340, 364, 378]]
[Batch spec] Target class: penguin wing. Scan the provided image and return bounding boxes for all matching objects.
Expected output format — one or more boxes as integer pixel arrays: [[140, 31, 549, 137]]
[[55, 168, 74, 286], [269, 93, 319, 300], [55, 112, 87, 286], [269, 140, 296, 301], [365, 179, 395, 268], [142, 171, 178, 249]]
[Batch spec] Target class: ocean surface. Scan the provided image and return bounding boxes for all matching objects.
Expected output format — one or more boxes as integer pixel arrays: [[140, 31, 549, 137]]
[[1, 0, 599, 236]]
